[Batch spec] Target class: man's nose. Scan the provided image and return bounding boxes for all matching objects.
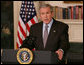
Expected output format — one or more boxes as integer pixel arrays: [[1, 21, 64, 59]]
[[44, 14, 47, 18]]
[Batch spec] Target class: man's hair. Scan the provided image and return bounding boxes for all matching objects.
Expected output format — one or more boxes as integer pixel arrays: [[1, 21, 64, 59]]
[[39, 4, 53, 12]]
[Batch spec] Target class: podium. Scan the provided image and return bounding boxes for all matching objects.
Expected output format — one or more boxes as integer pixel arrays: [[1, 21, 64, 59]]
[[1, 49, 60, 64]]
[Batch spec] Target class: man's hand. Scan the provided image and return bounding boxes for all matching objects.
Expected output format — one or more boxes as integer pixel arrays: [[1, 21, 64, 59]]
[[55, 49, 63, 60]]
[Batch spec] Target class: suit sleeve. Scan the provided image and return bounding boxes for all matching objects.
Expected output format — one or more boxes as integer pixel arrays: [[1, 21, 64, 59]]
[[29, 25, 34, 36], [59, 25, 70, 54]]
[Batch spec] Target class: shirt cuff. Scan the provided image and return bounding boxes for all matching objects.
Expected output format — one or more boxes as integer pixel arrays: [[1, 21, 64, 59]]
[[58, 49, 64, 54]]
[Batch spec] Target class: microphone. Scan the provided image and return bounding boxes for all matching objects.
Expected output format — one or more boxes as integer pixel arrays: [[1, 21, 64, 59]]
[[20, 35, 36, 50]]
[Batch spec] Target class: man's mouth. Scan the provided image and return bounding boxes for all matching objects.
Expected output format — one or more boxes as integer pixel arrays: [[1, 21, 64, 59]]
[[44, 19, 48, 20]]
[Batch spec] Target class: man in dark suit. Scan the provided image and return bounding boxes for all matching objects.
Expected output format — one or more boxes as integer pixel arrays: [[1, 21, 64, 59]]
[[20, 4, 70, 63]]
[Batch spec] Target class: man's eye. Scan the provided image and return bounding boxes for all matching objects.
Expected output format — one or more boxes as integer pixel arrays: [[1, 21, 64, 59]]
[[47, 12, 49, 14], [41, 13, 44, 15]]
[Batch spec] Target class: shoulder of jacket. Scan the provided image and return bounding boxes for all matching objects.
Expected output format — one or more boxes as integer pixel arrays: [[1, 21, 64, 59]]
[[56, 20, 68, 27], [53, 18, 69, 28]]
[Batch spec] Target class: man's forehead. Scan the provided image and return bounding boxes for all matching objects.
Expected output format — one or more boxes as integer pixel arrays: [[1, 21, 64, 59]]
[[40, 7, 50, 10], [40, 7, 51, 12]]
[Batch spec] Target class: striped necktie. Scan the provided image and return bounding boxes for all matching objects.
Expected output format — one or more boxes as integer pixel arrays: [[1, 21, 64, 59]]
[[43, 24, 48, 48]]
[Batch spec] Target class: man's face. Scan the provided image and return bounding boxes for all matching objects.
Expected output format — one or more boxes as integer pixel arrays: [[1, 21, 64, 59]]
[[40, 7, 53, 24]]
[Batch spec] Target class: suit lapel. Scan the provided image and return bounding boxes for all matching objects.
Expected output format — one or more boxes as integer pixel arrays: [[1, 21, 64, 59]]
[[38, 22, 44, 49]]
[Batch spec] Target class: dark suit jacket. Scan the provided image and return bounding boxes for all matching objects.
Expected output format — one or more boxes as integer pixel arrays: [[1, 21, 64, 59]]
[[21, 18, 70, 53], [29, 18, 70, 52]]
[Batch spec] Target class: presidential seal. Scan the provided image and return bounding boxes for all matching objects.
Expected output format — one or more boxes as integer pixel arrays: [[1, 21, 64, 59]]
[[17, 48, 33, 64]]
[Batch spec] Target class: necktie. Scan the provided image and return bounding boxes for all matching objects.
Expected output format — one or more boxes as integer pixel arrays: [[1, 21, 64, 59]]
[[43, 24, 48, 48]]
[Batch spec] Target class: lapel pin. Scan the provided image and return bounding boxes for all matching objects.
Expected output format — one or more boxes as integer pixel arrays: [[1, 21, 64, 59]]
[[53, 30, 56, 33]]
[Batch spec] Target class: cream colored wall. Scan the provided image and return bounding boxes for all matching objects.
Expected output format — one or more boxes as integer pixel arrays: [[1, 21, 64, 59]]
[[14, 1, 21, 49], [45, 1, 83, 7]]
